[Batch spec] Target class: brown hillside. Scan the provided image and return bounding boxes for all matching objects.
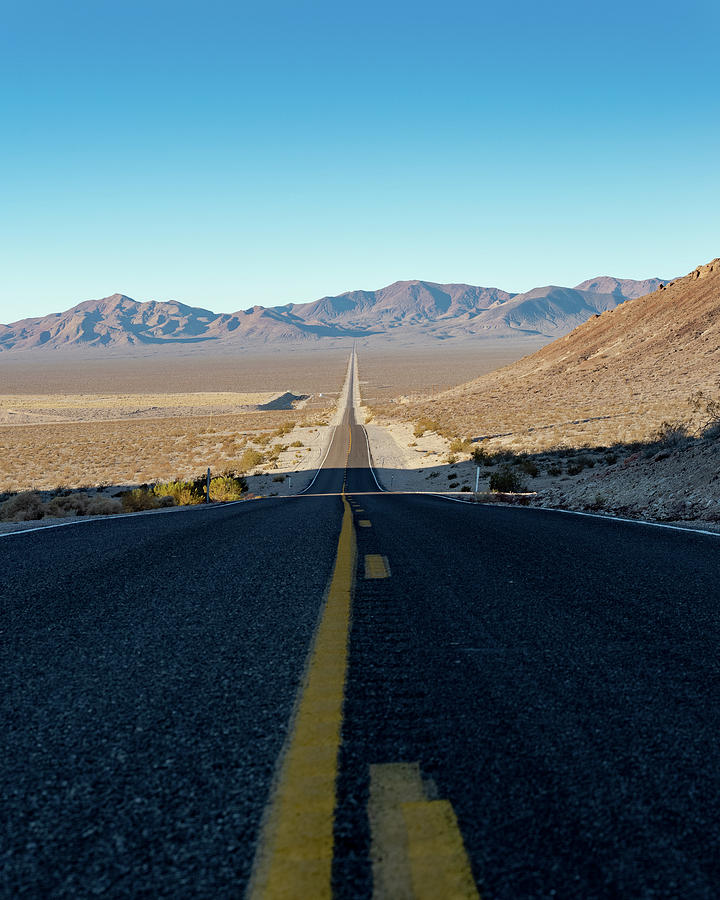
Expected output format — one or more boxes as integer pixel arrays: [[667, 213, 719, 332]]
[[392, 258, 720, 451]]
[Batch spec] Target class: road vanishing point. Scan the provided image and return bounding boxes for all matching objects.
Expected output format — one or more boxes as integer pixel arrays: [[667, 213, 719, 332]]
[[2, 350, 720, 898]]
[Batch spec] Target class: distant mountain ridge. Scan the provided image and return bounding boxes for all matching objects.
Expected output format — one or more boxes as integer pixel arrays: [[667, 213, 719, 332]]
[[0, 275, 668, 352]]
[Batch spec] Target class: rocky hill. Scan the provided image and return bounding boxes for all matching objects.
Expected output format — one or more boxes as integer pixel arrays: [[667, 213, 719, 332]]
[[391, 259, 720, 449]]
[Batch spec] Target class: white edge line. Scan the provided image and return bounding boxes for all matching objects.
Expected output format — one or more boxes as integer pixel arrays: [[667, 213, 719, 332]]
[[0, 494, 256, 539], [297, 424, 338, 494], [297, 346, 353, 495], [360, 425, 384, 492], [421, 491, 720, 537]]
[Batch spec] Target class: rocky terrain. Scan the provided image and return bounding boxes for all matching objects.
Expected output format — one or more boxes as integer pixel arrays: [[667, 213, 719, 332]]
[[370, 258, 720, 526]]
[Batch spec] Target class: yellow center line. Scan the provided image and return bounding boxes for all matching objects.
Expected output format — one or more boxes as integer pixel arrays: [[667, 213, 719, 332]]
[[247, 494, 356, 899], [359, 520, 372, 528]]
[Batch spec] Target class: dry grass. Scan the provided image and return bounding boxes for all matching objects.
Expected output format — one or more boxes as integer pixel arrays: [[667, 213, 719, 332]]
[[0, 410, 331, 493], [0, 349, 346, 493]]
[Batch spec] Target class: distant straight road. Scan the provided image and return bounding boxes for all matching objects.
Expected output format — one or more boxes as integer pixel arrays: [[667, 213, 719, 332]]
[[2, 348, 720, 898]]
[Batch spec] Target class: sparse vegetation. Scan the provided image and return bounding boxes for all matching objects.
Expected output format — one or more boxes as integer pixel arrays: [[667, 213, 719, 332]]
[[209, 472, 248, 501], [239, 448, 265, 471], [517, 458, 539, 478], [488, 466, 527, 493], [471, 446, 496, 467], [449, 437, 472, 454]]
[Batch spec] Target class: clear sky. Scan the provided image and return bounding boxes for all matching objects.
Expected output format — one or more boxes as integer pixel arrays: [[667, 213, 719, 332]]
[[1, 0, 718, 322]]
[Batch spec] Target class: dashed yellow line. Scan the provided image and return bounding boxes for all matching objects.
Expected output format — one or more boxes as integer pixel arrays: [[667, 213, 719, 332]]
[[247, 495, 356, 899], [365, 554, 390, 579], [359, 519, 372, 528], [369, 763, 480, 899]]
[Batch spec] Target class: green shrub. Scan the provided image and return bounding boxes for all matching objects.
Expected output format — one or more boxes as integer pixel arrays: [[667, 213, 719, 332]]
[[272, 475, 285, 482], [472, 446, 496, 466], [209, 472, 247, 501], [460, 485, 471, 492], [547, 465, 562, 477], [153, 480, 203, 506], [488, 466, 527, 493]]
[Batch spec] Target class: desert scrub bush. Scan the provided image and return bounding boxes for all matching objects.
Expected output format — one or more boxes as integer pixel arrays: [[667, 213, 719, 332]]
[[272, 475, 285, 483], [488, 466, 527, 493], [46, 493, 122, 517], [460, 485, 471, 492], [517, 458, 539, 478], [546, 465, 562, 477], [566, 455, 594, 475], [413, 417, 441, 438], [121, 488, 163, 512], [290, 440, 304, 447], [44, 492, 121, 517], [449, 437, 472, 454], [209, 472, 247, 501], [471, 446, 496, 467], [239, 448, 264, 471], [153, 480, 203, 506], [654, 420, 690, 447], [273, 421, 296, 437], [0, 491, 45, 522], [691, 391, 720, 437]]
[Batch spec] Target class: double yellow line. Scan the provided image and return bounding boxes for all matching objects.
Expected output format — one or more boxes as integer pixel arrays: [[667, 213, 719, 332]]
[[247, 424, 479, 898], [248, 493, 355, 898]]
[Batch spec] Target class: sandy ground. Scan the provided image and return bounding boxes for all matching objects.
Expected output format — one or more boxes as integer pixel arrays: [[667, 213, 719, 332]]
[[0, 391, 300, 424]]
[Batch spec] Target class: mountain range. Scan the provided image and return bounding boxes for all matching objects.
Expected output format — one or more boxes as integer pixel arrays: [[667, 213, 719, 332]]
[[0, 275, 667, 352]]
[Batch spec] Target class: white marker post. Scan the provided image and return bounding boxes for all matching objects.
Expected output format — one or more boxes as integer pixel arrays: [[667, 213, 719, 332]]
[[474, 464, 480, 497], [206, 467, 211, 504]]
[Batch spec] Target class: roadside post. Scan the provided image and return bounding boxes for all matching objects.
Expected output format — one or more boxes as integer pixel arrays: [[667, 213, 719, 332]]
[[474, 462, 480, 499], [206, 467, 211, 504]]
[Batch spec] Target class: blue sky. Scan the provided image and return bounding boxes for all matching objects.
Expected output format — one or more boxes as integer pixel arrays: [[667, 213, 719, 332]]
[[1, 0, 718, 321]]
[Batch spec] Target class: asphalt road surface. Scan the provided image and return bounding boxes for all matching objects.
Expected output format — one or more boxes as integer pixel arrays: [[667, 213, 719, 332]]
[[2, 350, 720, 898]]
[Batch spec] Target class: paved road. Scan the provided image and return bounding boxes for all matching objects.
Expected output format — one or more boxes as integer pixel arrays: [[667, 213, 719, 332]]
[[2, 350, 720, 897]]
